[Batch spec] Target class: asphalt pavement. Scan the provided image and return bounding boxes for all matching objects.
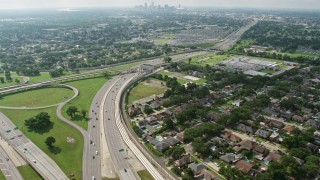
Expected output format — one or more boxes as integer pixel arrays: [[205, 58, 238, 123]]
[[0, 112, 67, 179], [0, 145, 23, 180]]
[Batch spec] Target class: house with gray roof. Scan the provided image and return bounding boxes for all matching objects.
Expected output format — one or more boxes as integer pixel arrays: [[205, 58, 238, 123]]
[[188, 163, 206, 175], [146, 124, 157, 134], [220, 153, 237, 163], [237, 123, 253, 134], [155, 142, 170, 152], [163, 137, 179, 146], [255, 129, 271, 139]]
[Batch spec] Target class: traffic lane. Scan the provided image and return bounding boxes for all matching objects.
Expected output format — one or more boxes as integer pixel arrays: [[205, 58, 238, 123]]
[[103, 74, 136, 178], [0, 146, 23, 180], [0, 113, 67, 179]]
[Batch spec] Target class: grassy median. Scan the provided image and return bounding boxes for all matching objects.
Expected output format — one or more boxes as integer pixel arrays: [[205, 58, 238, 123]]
[[17, 165, 42, 180], [0, 87, 74, 107], [62, 77, 110, 130]]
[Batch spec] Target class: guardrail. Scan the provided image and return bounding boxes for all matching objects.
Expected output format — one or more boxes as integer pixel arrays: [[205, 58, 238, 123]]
[[119, 70, 177, 180]]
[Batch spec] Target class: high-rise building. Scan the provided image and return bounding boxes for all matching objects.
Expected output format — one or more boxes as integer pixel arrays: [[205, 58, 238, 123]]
[[144, 2, 148, 8]]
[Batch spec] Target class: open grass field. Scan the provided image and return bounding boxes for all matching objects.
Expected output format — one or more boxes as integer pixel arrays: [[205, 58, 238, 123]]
[[109, 62, 143, 71], [28, 72, 52, 83], [137, 170, 154, 180], [127, 82, 167, 105], [0, 87, 74, 107], [62, 77, 109, 129], [17, 165, 42, 180], [186, 52, 235, 67], [1, 108, 83, 179], [158, 71, 206, 85]]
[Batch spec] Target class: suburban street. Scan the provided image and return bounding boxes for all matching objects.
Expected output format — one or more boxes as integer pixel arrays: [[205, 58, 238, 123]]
[[0, 112, 67, 179]]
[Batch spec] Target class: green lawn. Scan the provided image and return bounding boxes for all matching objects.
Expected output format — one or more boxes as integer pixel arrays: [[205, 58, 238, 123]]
[[1, 108, 83, 179], [62, 77, 109, 129], [109, 62, 144, 71], [0, 170, 5, 180], [28, 72, 52, 83], [159, 71, 206, 85], [127, 82, 167, 105], [188, 53, 235, 67], [17, 165, 42, 180], [0, 87, 74, 107], [137, 170, 154, 180]]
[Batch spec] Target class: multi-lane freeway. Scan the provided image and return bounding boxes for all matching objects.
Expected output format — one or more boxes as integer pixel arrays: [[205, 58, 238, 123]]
[[0, 51, 206, 179], [0, 145, 23, 180], [0, 113, 67, 179]]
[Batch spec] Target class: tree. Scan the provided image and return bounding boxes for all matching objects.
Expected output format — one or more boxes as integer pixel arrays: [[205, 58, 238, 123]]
[[66, 106, 78, 118], [81, 110, 87, 118], [45, 136, 56, 147], [4, 70, 11, 82], [192, 138, 211, 158], [164, 118, 174, 130], [15, 78, 20, 84], [0, 77, 4, 83], [24, 112, 52, 132], [188, 57, 192, 64], [144, 106, 154, 115], [163, 56, 172, 63]]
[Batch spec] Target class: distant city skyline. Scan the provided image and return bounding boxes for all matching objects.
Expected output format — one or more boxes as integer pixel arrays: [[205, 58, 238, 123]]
[[0, 0, 320, 10]]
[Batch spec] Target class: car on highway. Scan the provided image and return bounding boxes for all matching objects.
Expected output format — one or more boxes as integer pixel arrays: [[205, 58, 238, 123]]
[[33, 160, 36, 163], [95, 151, 99, 155], [92, 176, 95, 180]]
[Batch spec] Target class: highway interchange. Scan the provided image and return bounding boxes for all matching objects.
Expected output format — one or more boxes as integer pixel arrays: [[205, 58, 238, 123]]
[[0, 51, 206, 180]]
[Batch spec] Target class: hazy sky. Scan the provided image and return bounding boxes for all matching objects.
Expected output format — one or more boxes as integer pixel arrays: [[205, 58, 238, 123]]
[[0, 0, 320, 10]]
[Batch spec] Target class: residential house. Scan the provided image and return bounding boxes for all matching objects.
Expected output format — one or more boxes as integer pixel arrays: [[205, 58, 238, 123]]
[[235, 160, 254, 175], [269, 132, 279, 142], [237, 124, 253, 134], [174, 155, 192, 167], [145, 124, 157, 135], [176, 131, 185, 142], [306, 143, 319, 153], [145, 116, 158, 124], [306, 119, 320, 129], [292, 115, 305, 123], [280, 112, 293, 120], [253, 145, 269, 156], [149, 101, 161, 109], [264, 152, 281, 163], [255, 129, 271, 139], [195, 169, 216, 180], [220, 153, 237, 164], [163, 137, 179, 146], [282, 125, 295, 134], [184, 143, 193, 154], [155, 142, 169, 152], [314, 131, 320, 144], [269, 120, 284, 129], [137, 120, 148, 129], [146, 136, 159, 146], [223, 131, 242, 143], [188, 163, 206, 175], [232, 99, 243, 107]]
